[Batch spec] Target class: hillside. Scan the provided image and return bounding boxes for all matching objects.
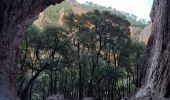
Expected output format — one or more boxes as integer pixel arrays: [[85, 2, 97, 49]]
[[35, 0, 148, 27], [33, 0, 151, 43]]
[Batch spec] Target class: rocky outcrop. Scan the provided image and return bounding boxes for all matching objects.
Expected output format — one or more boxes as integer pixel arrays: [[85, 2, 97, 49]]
[[46, 93, 64, 100], [82, 97, 95, 100], [130, 26, 143, 40], [139, 24, 152, 44], [133, 0, 170, 99], [130, 24, 151, 44], [33, 12, 51, 26]]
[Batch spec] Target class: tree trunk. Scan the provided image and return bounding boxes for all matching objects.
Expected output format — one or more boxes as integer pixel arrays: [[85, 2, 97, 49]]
[[134, 0, 170, 99], [49, 70, 53, 95], [78, 43, 83, 100], [20, 68, 44, 100], [0, 0, 63, 99]]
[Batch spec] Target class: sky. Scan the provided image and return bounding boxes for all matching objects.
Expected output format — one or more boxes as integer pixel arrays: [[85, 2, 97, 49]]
[[77, 0, 153, 20]]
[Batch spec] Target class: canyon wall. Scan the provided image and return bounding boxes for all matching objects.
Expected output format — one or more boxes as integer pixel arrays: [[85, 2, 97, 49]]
[[133, 0, 170, 99]]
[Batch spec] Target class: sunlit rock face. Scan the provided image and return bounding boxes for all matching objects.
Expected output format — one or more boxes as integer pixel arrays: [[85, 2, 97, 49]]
[[139, 24, 152, 44], [130, 24, 151, 45], [133, 0, 170, 99], [130, 26, 143, 40], [33, 12, 51, 26]]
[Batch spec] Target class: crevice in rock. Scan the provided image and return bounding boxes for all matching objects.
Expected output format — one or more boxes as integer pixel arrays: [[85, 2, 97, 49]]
[[164, 81, 170, 98]]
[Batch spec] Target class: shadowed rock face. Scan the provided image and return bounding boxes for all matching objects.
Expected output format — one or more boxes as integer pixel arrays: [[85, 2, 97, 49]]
[[133, 0, 170, 99], [0, 0, 64, 99]]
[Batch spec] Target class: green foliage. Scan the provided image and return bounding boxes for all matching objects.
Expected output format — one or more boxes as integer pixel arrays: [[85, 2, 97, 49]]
[[17, 10, 145, 100], [44, 1, 72, 21], [24, 25, 41, 47], [78, 1, 148, 27], [44, 0, 149, 28]]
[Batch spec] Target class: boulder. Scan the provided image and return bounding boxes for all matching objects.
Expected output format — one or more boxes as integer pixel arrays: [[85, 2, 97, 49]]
[[82, 97, 95, 100], [46, 93, 64, 100]]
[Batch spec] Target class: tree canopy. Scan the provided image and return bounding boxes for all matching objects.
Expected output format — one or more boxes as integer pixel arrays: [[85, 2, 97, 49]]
[[17, 10, 145, 100]]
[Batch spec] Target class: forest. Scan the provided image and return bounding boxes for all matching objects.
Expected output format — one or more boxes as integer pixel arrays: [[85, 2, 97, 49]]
[[16, 1, 146, 100], [1, 0, 170, 100]]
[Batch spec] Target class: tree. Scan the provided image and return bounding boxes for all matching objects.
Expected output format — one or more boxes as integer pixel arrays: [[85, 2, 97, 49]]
[[13, 8, 145, 100], [17, 24, 73, 100], [64, 10, 143, 99], [0, 0, 64, 99]]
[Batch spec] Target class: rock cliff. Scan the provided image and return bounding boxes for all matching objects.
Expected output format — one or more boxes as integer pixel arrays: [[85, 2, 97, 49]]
[[133, 0, 170, 99], [139, 24, 152, 44]]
